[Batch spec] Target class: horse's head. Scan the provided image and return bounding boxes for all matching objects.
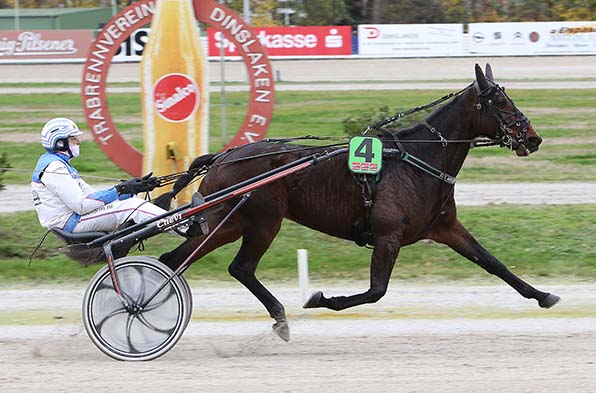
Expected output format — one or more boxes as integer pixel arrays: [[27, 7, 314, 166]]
[[471, 63, 541, 156]]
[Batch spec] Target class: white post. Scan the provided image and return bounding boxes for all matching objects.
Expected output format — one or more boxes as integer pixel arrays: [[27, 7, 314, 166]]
[[243, 0, 250, 24], [218, 0, 227, 146], [297, 249, 309, 304], [14, 0, 20, 30]]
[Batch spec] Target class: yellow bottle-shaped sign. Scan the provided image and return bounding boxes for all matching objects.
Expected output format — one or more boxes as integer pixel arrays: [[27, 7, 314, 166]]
[[141, 0, 209, 204]]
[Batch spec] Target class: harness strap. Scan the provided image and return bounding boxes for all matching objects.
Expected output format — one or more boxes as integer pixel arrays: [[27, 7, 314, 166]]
[[354, 173, 376, 247], [388, 132, 456, 185], [400, 153, 456, 185]]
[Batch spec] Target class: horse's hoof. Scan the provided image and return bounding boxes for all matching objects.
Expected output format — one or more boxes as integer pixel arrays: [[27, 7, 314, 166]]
[[539, 293, 561, 309], [303, 291, 323, 309], [272, 321, 290, 342]]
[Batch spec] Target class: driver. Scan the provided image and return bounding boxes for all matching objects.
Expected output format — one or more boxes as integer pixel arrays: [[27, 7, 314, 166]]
[[31, 118, 167, 233]]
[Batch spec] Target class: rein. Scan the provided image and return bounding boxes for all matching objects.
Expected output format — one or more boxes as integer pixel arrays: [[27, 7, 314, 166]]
[[362, 85, 470, 135], [6, 82, 520, 196], [5, 166, 201, 191], [207, 141, 349, 168]]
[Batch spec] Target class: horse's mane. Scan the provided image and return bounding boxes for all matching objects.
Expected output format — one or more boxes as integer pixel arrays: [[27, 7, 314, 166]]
[[375, 127, 406, 139], [375, 122, 423, 141]]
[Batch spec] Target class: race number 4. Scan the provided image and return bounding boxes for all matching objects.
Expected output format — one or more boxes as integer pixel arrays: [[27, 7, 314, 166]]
[[348, 136, 383, 175]]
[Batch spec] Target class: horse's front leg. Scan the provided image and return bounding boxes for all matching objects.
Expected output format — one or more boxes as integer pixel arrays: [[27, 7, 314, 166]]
[[430, 219, 560, 308], [304, 236, 400, 311]]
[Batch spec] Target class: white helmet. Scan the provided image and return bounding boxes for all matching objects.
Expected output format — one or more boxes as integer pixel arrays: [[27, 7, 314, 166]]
[[40, 118, 84, 151]]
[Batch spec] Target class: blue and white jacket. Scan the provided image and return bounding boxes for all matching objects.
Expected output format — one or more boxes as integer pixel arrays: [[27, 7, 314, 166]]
[[31, 152, 121, 232]]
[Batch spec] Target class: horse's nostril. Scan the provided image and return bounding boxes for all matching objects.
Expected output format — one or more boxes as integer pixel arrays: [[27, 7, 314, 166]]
[[527, 135, 542, 146]]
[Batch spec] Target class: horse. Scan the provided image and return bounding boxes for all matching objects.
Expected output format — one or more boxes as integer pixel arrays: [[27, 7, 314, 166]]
[[155, 64, 560, 341]]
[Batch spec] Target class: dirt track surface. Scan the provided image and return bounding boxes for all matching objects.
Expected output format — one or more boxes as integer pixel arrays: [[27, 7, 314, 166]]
[[1, 283, 596, 392], [2, 56, 596, 94], [2, 330, 595, 393]]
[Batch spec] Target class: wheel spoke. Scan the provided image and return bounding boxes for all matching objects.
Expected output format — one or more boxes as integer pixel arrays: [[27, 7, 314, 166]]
[[142, 284, 177, 312], [95, 306, 129, 332], [132, 266, 147, 305], [136, 312, 177, 335], [125, 313, 141, 354]]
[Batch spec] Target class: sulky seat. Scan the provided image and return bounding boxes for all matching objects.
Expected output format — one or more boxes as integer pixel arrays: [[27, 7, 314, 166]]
[[51, 227, 108, 245]]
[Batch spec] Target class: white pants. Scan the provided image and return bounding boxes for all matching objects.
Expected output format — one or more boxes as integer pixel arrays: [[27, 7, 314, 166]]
[[73, 197, 167, 233]]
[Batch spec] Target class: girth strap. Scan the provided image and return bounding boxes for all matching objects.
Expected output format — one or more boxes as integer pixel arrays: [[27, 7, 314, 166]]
[[353, 173, 377, 247]]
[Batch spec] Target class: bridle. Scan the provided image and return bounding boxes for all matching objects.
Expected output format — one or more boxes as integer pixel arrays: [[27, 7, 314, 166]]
[[474, 81, 531, 154]]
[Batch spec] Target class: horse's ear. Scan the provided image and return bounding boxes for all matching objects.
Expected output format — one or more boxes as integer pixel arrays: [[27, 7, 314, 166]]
[[475, 63, 489, 91], [485, 63, 494, 81]]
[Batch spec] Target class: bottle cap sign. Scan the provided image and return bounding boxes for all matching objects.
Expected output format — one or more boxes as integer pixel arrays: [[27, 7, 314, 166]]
[[153, 73, 199, 122]]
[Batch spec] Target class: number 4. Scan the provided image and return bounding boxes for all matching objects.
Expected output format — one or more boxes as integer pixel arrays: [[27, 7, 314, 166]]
[[354, 138, 375, 162]]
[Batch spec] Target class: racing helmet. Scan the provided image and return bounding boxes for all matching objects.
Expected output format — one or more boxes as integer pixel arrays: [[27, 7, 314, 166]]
[[40, 118, 84, 151]]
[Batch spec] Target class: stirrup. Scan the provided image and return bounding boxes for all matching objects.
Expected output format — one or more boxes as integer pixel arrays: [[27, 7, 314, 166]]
[[189, 192, 210, 236]]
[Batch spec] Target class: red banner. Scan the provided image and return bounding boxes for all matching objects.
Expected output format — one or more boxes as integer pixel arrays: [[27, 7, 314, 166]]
[[0, 30, 93, 61], [207, 26, 352, 56]]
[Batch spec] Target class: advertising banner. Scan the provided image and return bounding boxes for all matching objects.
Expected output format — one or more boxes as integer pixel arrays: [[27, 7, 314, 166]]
[[206, 25, 352, 57], [0, 30, 93, 62], [357, 24, 464, 56], [469, 21, 596, 55], [112, 28, 209, 62]]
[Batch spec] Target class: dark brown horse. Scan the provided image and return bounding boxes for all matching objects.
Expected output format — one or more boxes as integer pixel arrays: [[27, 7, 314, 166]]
[[156, 64, 560, 341]]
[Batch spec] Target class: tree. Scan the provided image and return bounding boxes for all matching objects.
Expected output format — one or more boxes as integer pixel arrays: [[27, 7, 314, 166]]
[[346, 0, 373, 25], [442, 0, 468, 22], [1, 1, 157, 9], [463, 0, 510, 22], [360, 0, 447, 24], [219, 0, 280, 26], [302, 0, 352, 25], [371, 0, 382, 23], [1, 0, 594, 24], [508, 0, 554, 21], [550, 0, 596, 20], [387, 0, 446, 23]]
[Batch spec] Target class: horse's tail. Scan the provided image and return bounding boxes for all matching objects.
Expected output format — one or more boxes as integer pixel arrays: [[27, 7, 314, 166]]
[[153, 153, 217, 210]]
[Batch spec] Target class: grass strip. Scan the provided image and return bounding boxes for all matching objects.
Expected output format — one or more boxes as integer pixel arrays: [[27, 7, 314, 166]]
[[1, 205, 595, 282]]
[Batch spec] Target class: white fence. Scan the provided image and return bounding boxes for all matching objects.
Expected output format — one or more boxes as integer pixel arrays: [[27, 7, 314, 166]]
[[357, 21, 596, 57]]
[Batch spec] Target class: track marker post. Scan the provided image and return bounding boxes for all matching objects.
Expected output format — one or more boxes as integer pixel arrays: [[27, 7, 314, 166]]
[[297, 249, 309, 304]]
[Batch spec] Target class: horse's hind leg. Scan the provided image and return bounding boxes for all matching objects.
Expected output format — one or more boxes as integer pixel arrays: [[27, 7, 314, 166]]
[[430, 219, 560, 308], [227, 220, 290, 341], [304, 235, 400, 311]]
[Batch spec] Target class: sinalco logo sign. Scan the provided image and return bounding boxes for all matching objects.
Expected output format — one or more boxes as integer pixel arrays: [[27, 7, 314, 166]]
[[153, 73, 199, 123], [81, 0, 275, 176]]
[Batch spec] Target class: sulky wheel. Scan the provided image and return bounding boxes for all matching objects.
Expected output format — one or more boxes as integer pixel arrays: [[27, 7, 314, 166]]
[[129, 255, 193, 329], [82, 256, 191, 361], [138, 256, 194, 329]]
